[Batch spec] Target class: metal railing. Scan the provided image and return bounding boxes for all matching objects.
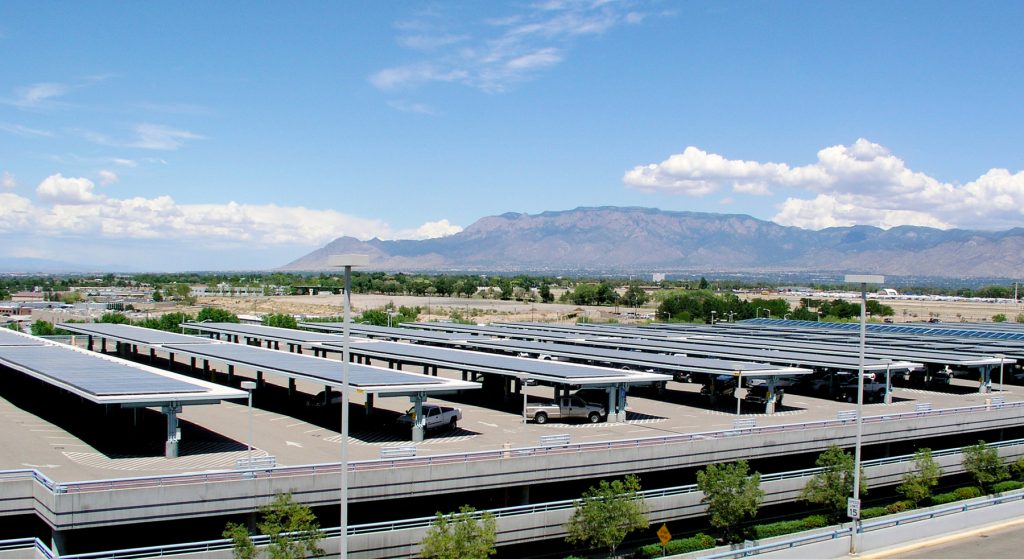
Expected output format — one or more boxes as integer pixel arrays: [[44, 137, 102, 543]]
[[4, 400, 1023, 495]]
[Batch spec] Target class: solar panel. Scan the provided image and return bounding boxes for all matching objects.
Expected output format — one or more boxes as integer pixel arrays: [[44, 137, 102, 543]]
[[58, 323, 218, 346], [160, 343, 444, 387], [328, 340, 625, 379], [0, 329, 46, 346], [0, 345, 208, 396], [185, 322, 342, 343]]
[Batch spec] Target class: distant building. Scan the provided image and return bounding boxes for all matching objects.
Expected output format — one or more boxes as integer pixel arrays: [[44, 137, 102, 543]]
[[652, 273, 666, 282]]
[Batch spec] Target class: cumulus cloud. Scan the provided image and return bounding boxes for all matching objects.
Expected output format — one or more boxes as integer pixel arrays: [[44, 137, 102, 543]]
[[36, 174, 103, 204], [97, 170, 119, 185], [371, 0, 655, 94], [1, 174, 463, 247], [399, 219, 464, 240], [624, 139, 1024, 231], [2, 171, 15, 190]]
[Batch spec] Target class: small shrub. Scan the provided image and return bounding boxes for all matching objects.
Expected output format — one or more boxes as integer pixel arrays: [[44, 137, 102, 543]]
[[636, 533, 715, 558], [750, 515, 829, 540], [885, 500, 915, 514], [930, 491, 958, 505], [992, 480, 1024, 493], [954, 486, 983, 500], [860, 506, 888, 519], [1011, 458, 1024, 481]]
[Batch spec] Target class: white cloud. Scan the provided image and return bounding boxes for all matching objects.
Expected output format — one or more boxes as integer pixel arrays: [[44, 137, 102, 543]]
[[2, 174, 464, 247], [112, 158, 137, 167], [1, 171, 15, 190], [624, 139, 1024, 230], [399, 219, 464, 240], [11, 82, 67, 109], [0, 122, 53, 137], [386, 100, 437, 115], [36, 174, 103, 205], [131, 123, 203, 150], [371, 1, 659, 94], [97, 170, 119, 185]]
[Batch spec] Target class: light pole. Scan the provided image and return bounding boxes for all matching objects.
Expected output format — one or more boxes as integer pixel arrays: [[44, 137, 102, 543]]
[[845, 274, 883, 554], [328, 254, 368, 559], [883, 359, 893, 405], [241, 381, 257, 467]]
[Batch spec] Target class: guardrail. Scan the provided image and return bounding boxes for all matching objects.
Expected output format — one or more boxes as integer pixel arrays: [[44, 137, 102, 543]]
[[5, 400, 1023, 495], [0, 538, 55, 559], [5, 482, 1022, 559]]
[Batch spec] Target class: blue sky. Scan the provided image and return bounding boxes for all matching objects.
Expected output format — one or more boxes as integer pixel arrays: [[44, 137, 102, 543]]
[[2, 1, 1023, 271]]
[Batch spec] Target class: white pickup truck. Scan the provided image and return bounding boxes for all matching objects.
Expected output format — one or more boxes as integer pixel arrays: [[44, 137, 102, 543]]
[[395, 404, 462, 431], [526, 396, 606, 424]]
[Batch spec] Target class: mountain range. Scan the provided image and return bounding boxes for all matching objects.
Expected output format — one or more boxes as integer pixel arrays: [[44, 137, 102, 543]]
[[282, 207, 1024, 279]]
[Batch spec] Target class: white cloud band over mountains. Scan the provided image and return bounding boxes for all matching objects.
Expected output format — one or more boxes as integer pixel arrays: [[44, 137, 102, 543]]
[[624, 138, 1024, 231], [0, 174, 463, 248]]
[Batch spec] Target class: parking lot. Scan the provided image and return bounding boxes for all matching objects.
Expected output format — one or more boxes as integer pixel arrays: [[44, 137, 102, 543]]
[[1, 350, 1014, 483]]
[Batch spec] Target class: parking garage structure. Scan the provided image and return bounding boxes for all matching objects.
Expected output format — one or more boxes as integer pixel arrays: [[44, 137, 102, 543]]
[[0, 328, 245, 460], [177, 322, 671, 424], [420, 336, 812, 415], [57, 323, 480, 443]]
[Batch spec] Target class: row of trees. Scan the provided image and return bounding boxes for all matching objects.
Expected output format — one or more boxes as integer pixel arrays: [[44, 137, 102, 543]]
[[655, 290, 895, 324], [409, 440, 1023, 558]]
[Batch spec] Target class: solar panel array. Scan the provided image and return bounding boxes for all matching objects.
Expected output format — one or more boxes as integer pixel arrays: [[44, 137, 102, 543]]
[[467, 338, 803, 375], [161, 342, 444, 387], [331, 340, 634, 379], [750, 318, 1024, 341], [58, 322, 218, 346], [0, 329, 46, 346], [184, 322, 342, 343], [0, 345, 208, 396]]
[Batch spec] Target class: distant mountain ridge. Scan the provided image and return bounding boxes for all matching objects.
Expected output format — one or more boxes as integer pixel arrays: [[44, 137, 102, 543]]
[[282, 206, 1024, 278]]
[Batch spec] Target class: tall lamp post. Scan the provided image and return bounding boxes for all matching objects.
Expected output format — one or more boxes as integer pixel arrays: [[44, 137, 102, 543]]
[[241, 381, 257, 467], [329, 254, 368, 559], [845, 274, 883, 554]]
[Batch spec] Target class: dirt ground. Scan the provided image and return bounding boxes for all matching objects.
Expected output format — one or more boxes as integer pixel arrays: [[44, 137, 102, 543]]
[[153, 292, 1024, 325]]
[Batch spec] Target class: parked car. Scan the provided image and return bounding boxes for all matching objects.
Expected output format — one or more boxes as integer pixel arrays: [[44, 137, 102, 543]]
[[395, 404, 462, 431], [836, 378, 887, 403], [527, 396, 606, 424]]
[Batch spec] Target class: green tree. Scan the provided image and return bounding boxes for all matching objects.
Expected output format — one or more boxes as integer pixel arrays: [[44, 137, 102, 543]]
[[565, 475, 649, 557], [263, 313, 298, 329], [698, 277, 710, 290], [30, 320, 55, 336], [696, 460, 764, 542], [419, 505, 497, 559], [152, 290, 164, 302], [197, 307, 240, 323], [962, 440, 1009, 492], [621, 285, 648, 308], [223, 493, 322, 559], [222, 523, 256, 559], [801, 445, 866, 522], [6, 322, 21, 331], [539, 283, 554, 304], [897, 448, 942, 505]]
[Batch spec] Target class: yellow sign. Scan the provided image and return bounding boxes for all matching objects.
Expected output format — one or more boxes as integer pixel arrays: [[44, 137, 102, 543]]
[[657, 523, 671, 546]]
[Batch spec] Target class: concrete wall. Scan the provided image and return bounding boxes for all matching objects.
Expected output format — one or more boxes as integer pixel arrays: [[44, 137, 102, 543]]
[[4, 405, 1021, 531]]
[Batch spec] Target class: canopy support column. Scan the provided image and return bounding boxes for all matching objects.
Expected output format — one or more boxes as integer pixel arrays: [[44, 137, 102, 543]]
[[410, 393, 426, 443], [162, 403, 182, 458]]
